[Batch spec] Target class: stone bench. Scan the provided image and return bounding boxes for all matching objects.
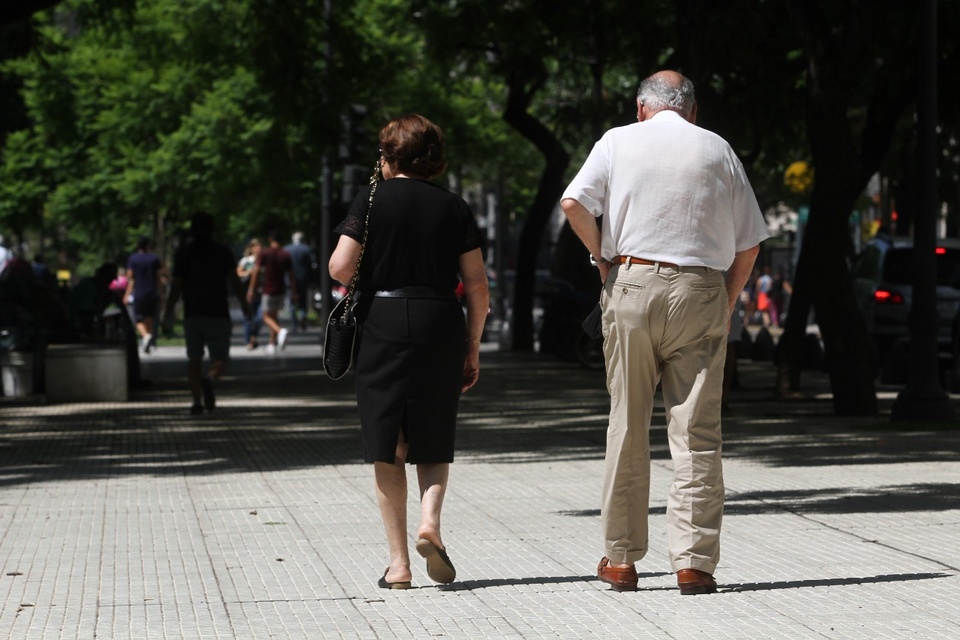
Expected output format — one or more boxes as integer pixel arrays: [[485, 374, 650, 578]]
[[45, 343, 128, 402]]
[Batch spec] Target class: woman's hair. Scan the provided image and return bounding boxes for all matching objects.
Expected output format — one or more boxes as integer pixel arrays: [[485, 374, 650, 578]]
[[379, 114, 447, 179], [245, 238, 261, 256]]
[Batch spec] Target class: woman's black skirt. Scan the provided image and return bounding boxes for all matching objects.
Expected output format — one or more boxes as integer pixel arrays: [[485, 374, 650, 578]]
[[354, 294, 466, 464]]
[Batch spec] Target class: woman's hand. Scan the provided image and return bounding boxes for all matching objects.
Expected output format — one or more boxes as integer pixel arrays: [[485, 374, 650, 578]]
[[458, 249, 489, 393], [461, 342, 480, 392]]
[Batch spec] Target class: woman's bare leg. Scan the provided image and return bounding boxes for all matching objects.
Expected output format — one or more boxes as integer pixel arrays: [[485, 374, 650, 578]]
[[374, 437, 412, 583], [416, 463, 450, 549]]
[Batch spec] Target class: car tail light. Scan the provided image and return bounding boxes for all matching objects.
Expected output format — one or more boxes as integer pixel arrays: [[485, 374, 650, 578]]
[[874, 289, 904, 304]]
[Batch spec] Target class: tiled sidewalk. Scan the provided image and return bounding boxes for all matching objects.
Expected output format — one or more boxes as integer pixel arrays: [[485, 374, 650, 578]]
[[0, 343, 958, 639]]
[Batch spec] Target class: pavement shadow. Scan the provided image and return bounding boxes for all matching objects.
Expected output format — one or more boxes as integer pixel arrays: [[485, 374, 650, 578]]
[[0, 355, 613, 486], [440, 572, 953, 593], [722, 419, 960, 467], [722, 483, 960, 514], [718, 572, 954, 593], [438, 575, 601, 591], [2, 352, 959, 488]]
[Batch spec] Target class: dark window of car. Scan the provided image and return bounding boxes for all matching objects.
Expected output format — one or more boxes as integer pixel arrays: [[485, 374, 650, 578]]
[[852, 245, 882, 280], [882, 248, 960, 286]]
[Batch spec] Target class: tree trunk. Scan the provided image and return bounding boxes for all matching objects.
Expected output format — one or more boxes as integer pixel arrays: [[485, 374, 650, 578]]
[[775, 252, 811, 398], [780, 1, 919, 416], [806, 222, 878, 416], [502, 79, 570, 352]]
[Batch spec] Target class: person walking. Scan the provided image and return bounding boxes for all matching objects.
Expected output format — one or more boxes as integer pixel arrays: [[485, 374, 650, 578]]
[[561, 70, 769, 595], [124, 236, 164, 353], [284, 231, 313, 332], [162, 213, 250, 415], [247, 230, 295, 354], [755, 266, 775, 327], [237, 238, 263, 350], [329, 114, 489, 590], [0, 233, 12, 277]]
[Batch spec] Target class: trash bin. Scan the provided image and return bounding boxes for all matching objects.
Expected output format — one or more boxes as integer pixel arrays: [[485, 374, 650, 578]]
[[1, 351, 35, 397]]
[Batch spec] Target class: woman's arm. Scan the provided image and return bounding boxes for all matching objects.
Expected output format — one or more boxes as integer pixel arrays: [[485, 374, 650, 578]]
[[246, 257, 261, 303], [458, 248, 489, 393], [124, 268, 134, 303], [328, 235, 362, 285]]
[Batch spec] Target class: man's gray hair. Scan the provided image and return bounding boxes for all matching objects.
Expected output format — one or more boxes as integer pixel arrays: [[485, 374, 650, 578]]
[[637, 74, 696, 118], [292, 231, 304, 244]]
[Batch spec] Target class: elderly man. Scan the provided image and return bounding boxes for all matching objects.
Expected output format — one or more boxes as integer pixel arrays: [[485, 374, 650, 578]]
[[561, 70, 769, 595]]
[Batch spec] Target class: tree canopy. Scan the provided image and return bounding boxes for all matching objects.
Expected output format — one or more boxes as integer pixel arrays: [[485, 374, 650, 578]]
[[2, 0, 959, 415], [0, 0, 536, 273]]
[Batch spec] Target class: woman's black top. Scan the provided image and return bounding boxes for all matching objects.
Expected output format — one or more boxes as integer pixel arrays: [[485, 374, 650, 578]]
[[334, 178, 482, 290]]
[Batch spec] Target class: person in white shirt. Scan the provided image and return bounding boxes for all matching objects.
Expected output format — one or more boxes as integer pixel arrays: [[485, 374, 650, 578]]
[[562, 70, 769, 595], [0, 234, 10, 277]]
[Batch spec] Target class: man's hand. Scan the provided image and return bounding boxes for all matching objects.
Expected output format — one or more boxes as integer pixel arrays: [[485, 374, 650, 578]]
[[599, 261, 612, 284]]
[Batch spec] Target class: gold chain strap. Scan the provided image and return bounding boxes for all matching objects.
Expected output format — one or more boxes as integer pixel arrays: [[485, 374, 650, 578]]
[[340, 158, 382, 323]]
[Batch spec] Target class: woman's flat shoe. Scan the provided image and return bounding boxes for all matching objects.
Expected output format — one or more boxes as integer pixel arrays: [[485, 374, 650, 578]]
[[377, 569, 411, 590], [415, 538, 456, 584]]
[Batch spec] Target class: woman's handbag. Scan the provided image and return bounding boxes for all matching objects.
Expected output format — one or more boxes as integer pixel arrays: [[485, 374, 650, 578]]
[[322, 294, 357, 379], [322, 160, 381, 379]]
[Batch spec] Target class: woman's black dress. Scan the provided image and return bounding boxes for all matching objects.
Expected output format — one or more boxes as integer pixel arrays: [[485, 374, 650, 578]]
[[334, 178, 482, 464]]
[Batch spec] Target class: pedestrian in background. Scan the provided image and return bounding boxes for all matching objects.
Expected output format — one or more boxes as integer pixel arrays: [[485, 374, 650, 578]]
[[329, 114, 489, 590], [247, 230, 295, 354], [562, 70, 769, 595], [0, 233, 10, 277], [124, 235, 164, 354], [162, 213, 250, 415], [237, 238, 263, 350], [284, 231, 313, 332], [754, 266, 775, 327], [771, 271, 792, 326]]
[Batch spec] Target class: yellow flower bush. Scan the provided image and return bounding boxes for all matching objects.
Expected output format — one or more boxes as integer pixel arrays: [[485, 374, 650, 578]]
[[784, 161, 814, 194]]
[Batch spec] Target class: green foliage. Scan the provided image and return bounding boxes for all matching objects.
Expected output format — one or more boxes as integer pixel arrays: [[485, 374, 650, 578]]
[[3, 0, 955, 282], [0, 0, 538, 275]]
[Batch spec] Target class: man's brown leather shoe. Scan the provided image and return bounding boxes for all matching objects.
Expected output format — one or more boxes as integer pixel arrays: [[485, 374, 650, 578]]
[[676, 569, 718, 595], [597, 557, 638, 592]]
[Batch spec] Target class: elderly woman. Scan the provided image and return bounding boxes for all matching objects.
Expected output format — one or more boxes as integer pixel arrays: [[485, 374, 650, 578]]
[[329, 114, 489, 589]]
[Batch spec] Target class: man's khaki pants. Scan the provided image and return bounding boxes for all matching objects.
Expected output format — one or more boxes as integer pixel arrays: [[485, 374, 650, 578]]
[[600, 262, 728, 574]]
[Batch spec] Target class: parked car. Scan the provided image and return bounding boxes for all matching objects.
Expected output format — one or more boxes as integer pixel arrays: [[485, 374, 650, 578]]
[[851, 235, 960, 383]]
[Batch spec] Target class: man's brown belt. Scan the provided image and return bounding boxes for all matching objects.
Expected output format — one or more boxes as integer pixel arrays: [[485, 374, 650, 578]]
[[615, 256, 680, 269]]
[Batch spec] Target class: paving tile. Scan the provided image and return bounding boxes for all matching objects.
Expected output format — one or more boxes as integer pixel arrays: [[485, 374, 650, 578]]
[[0, 346, 958, 638]]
